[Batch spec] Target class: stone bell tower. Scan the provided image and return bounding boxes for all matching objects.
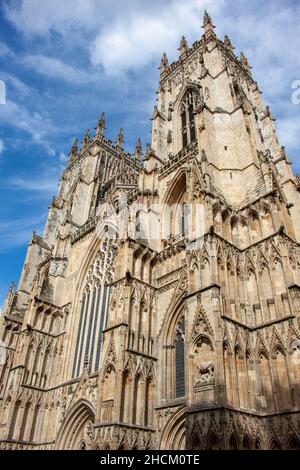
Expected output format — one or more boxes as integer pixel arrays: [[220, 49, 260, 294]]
[[0, 11, 300, 450], [150, 11, 300, 450]]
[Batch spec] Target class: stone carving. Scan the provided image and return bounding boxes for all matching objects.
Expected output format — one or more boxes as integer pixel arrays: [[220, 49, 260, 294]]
[[195, 362, 214, 385], [49, 258, 68, 277], [83, 421, 95, 446]]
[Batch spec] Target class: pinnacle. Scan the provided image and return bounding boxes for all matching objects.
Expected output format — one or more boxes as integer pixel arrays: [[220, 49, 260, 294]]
[[82, 128, 91, 146], [68, 138, 78, 159], [135, 138, 142, 161], [72, 138, 78, 150], [160, 52, 169, 65], [98, 112, 105, 127], [116, 128, 124, 147], [179, 36, 188, 55], [203, 10, 215, 30], [204, 10, 211, 23], [160, 52, 169, 73], [95, 112, 105, 136], [240, 52, 252, 72], [224, 35, 234, 51]]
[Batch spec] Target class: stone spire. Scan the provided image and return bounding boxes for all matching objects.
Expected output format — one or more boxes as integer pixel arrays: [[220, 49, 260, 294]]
[[202, 10, 215, 33], [95, 112, 105, 137], [68, 138, 78, 160], [82, 129, 91, 147], [178, 36, 188, 56], [160, 52, 169, 75], [224, 35, 234, 52], [116, 128, 124, 147], [135, 138, 143, 162]]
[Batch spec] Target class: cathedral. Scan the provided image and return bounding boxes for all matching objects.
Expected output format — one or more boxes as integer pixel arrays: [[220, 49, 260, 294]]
[[1, 12, 300, 450]]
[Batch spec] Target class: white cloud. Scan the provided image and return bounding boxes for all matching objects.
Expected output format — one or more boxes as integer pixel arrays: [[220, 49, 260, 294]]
[[7, 176, 59, 194], [0, 215, 46, 252], [91, 0, 223, 74], [4, 0, 100, 36], [0, 41, 14, 57], [216, 7, 300, 104], [3, 0, 300, 158], [0, 99, 56, 143], [277, 115, 300, 150], [59, 152, 68, 163], [5, 0, 224, 75], [22, 54, 98, 84], [0, 72, 31, 97], [0, 99, 62, 156], [0, 138, 4, 154], [4, 0, 172, 36]]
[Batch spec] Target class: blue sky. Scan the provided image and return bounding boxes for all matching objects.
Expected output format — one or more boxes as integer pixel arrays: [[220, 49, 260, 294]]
[[0, 0, 300, 309]]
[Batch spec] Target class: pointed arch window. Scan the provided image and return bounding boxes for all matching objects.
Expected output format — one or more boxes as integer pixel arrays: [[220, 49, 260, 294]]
[[175, 318, 185, 398], [72, 239, 116, 378], [181, 90, 197, 149], [72, 284, 111, 378]]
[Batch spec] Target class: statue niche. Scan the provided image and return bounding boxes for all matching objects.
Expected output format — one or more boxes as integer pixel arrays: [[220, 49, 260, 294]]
[[195, 361, 214, 385], [192, 336, 215, 405]]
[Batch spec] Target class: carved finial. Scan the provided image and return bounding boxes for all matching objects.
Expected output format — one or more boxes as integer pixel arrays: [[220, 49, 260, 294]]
[[178, 36, 188, 55], [135, 138, 142, 161], [68, 138, 78, 160], [224, 35, 234, 52], [116, 128, 124, 147], [240, 52, 251, 72], [202, 10, 215, 32], [82, 129, 91, 146], [160, 52, 169, 74], [95, 112, 105, 137]]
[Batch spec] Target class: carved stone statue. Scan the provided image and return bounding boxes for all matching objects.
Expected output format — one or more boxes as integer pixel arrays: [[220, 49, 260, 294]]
[[197, 362, 214, 383]]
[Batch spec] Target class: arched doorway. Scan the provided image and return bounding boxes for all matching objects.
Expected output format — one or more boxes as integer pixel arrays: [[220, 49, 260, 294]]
[[160, 406, 186, 450], [55, 400, 95, 450]]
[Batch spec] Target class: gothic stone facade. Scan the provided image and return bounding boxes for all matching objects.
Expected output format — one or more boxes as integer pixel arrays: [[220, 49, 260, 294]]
[[1, 13, 300, 450]]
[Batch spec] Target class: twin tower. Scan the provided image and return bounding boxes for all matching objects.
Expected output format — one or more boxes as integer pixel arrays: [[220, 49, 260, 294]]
[[1, 12, 300, 450]]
